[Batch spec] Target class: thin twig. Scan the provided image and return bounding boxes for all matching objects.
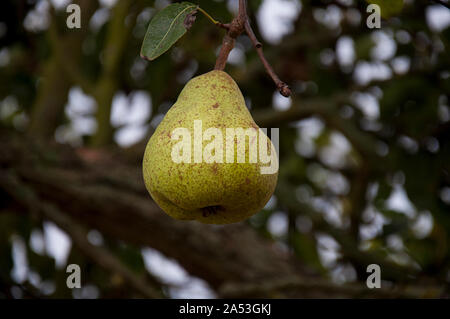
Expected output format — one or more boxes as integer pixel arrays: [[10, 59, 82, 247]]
[[214, 0, 291, 97], [245, 20, 291, 97], [239, 0, 247, 20], [217, 23, 230, 30]]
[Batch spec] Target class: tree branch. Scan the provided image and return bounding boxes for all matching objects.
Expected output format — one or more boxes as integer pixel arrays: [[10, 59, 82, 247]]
[[91, 0, 135, 147], [0, 170, 163, 299], [1, 129, 443, 298], [214, 0, 291, 96], [244, 20, 291, 97], [219, 276, 436, 298]]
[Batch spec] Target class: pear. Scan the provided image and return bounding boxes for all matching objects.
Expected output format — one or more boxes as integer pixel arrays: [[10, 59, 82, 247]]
[[142, 70, 278, 224]]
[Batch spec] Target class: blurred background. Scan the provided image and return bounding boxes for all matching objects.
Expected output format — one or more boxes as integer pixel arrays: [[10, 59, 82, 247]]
[[0, 0, 449, 298]]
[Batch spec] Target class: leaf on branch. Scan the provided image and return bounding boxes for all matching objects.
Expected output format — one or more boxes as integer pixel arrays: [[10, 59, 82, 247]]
[[140, 2, 199, 61]]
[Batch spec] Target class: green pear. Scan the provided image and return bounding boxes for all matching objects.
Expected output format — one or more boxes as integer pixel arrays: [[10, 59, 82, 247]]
[[142, 70, 278, 224]]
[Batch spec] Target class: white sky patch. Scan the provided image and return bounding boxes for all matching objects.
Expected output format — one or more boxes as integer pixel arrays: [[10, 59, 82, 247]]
[[67, 87, 97, 116], [336, 36, 355, 69], [316, 233, 341, 268], [30, 229, 46, 255], [294, 117, 325, 157], [386, 185, 417, 218], [412, 211, 434, 239], [90, 8, 110, 32], [387, 234, 404, 251], [360, 205, 389, 241], [99, 0, 119, 8], [176, 60, 199, 84], [398, 135, 419, 153], [142, 247, 188, 285], [426, 5, 450, 32], [28, 270, 42, 289], [396, 30, 412, 44], [366, 182, 379, 201], [114, 124, 149, 147], [351, 92, 380, 120], [318, 131, 352, 169], [110, 93, 129, 127], [137, 7, 154, 25], [111, 91, 152, 147], [441, 187, 450, 204], [0, 48, 11, 67], [87, 230, 104, 246], [11, 235, 29, 284], [391, 56, 411, 75], [169, 278, 216, 299], [257, 0, 302, 44], [371, 31, 397, 61], [312, 196, 345, 228], [23, 0, 50, 32], [320, 48, 335, 66], [44, 221, 72, 269], [353, 61, 393, 86], [49, 0, 71, 10], [130, 57, 149, 81], [111, 91, 151, 127], [313, 4, 343, 30], [336, 0, 354, 6], [267, 211, 289, 237], [142, 247, 216, 298], [387, 251, 416, 267], [272, 91, 292, 111], [0, 96, 19, 119], [71, 117, 97, 136], [226, 0, 239, 16], [330, 263, 357, 284], [58, 87, 98, 144], [227, 46, 246, 66], [264, 195, 277, 210]]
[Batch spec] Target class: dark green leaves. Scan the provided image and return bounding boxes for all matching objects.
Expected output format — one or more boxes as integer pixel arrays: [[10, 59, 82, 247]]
[[140, 2, 199, 61]]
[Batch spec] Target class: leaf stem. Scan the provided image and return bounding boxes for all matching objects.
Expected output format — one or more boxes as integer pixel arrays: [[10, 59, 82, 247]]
[[198, 7, 219, 25]]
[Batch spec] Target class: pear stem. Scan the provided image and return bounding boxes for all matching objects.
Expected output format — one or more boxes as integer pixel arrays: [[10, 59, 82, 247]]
[[214, 0, 291, 97]]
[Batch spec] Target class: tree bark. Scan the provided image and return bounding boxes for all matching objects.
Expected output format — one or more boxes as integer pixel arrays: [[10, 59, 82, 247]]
[[0, 129, 439, 298]]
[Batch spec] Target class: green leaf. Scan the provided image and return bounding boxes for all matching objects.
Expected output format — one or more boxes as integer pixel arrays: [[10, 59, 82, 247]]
[[141, 2, 199, 61]]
